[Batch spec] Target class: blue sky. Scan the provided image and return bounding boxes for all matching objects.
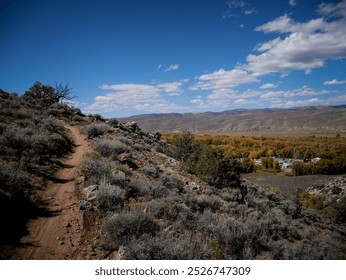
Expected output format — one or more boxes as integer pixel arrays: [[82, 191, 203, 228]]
[[1, 0, 346, 117]]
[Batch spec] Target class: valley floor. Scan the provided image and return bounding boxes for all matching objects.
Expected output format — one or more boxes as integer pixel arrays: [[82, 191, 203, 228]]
[[243, 172, 342, 199]]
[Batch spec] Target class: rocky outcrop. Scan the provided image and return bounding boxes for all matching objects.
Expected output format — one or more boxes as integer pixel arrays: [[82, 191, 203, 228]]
[[306, 176, 346, 206]]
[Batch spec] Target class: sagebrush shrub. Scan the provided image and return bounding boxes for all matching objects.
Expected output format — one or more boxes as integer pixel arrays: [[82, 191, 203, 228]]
[[84, 158, 115, 185], [97, 180, 126, 214], [138, 165, 159, 178], [41, 117, 65, 133], [104, 210, 160, 245], [95, 138, 129, 157], [128, 178, 151, 198], [83, 123, 112, 138], [123, 233, 197, 260], [161, 174, 185, 192]]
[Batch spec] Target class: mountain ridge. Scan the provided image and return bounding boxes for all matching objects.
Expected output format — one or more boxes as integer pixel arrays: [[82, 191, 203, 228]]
[[119, 105, 346, 133]]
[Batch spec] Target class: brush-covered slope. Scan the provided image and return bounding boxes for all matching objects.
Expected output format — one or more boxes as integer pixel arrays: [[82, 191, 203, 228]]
[[79, 119, 346, 260], [120, 106, 346, 133]]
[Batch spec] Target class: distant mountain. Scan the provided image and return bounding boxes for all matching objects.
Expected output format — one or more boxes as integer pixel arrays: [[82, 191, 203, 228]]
[[119, 106, 346, 133]]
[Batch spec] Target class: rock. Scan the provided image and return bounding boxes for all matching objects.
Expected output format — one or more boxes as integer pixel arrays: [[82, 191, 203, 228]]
[[83, 185, 99, 201], [80, 200, 90, 210], [116, 246, 125, 260]]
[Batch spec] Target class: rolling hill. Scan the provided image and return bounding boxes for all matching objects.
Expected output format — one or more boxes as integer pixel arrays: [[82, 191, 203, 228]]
[[120, 106, 346, 134]]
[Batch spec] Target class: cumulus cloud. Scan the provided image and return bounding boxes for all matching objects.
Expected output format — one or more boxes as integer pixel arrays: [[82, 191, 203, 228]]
[[317, 0, 346, 18], [246, 2, 346, 76], [193, 0, 346, 110], [323, 79, 346, 85], [85, 81, 187, 117], [157, 81, 185, 96], [190, 68, 259, 92], [260, 83, 277, 89]]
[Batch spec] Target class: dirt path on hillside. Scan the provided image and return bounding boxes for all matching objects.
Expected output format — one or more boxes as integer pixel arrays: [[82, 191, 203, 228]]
[[12, 124, 95, 259]]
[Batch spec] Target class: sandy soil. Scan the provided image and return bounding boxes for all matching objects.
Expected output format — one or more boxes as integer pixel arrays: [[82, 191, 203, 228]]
[[11, 124, 98, 259]]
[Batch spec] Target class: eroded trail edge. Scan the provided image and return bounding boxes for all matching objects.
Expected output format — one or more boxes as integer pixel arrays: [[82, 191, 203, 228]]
[[13, 124, 92, 259]]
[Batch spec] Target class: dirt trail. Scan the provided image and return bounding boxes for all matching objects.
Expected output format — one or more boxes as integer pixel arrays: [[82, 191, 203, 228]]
[[12, 124, 93, 259]]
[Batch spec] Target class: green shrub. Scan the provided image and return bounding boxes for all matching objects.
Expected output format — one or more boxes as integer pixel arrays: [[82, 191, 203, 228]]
[[320, 197, 346, 223], [182, 144, 242, 189]]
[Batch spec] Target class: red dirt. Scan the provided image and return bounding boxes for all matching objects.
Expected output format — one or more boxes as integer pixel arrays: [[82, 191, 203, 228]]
[[11, 124, 97, 259]]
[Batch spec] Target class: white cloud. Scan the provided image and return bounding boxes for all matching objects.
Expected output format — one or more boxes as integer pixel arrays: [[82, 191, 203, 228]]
[[217, 0, 346, 101], [190, 68, 259, 92], [190, 96, 204, 105], [240, 23, 245, 28], [284, 98, 320, 107], [165, 64, 180, 72], [317, 0, 346, 18], [157, 64, 163, 69], [260, 83, 277, 89], [244, 9, 256, 15], [245, 9, 346, 76], [157, 81, 185, 96], [260, 86, 332, 101], [323, 79, 346, 85], [226, 0, 245, 9], [255, 14, 328, 34], [85, 81, 187, 116], [288, 0, 297, 7]]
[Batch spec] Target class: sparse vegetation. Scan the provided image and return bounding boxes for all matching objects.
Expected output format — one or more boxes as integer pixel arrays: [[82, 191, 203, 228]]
[[82, 121, 346, 260], [83, 123, 113, 138], [0, 85, 80, 249], [2, 84, 345, 260]]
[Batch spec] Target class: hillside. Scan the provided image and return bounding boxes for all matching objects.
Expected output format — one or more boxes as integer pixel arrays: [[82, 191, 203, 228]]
[[1, 84, 346, 260], [120, 106, 346, 134]]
